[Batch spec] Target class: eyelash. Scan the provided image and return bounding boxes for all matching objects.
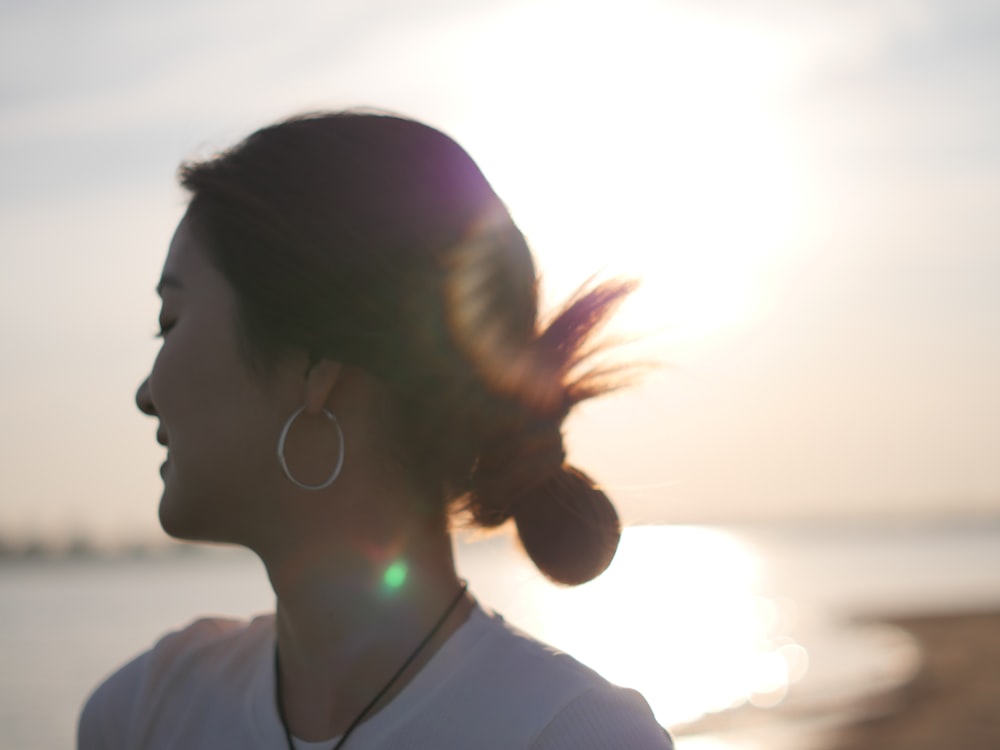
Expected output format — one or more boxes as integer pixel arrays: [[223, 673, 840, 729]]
[[154, 321, 175, 339]]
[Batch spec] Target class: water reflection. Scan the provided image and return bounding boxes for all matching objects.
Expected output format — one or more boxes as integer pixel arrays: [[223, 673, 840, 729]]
[[458, 525, 809, 728]]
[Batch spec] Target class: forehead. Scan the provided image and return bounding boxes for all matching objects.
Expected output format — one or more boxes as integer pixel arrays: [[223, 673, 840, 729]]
[[158, 212, 223, 296]]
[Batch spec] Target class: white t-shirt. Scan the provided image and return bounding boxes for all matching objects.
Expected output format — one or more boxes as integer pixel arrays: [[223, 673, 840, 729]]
[[78, 606, 673, 749]]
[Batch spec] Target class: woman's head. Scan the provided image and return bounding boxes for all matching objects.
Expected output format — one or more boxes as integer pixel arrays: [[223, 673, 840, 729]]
[[143, 111, 633, 585]]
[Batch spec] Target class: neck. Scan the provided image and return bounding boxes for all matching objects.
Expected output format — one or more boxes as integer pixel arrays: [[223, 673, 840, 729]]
[[264, 528, 472, 742]]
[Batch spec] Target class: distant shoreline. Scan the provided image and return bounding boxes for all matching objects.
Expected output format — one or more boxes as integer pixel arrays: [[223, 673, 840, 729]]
[[0, 535, 235, 562], [4, 512, 999, 562]]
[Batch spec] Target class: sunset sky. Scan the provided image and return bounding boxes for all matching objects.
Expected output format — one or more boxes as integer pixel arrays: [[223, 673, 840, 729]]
[[1, 0, 998, 541]]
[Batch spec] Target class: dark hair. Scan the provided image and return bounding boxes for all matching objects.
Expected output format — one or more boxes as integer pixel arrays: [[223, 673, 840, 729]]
[[179, 111, 634, 585]]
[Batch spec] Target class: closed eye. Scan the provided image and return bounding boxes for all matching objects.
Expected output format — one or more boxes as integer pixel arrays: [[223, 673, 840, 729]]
[[154, 320, 176, 339]]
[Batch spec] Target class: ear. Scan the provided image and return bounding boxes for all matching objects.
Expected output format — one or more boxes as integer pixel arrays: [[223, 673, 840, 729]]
[[303, 360, 343, 415]]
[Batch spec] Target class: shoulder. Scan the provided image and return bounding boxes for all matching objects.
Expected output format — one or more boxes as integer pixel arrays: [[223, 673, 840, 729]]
[[474, 616, 673, 749], [531, 684, 674, 749], [445, 608, 608, 701], [409, 608, 671, 749], [145, 614, 274, 673], [78, 615, 273, 750], [110, 614, 271, 691], [465, 608, 600, 677]]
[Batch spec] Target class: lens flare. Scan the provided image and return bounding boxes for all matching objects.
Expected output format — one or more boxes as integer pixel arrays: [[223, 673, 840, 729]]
[[382, 560, 408, 590]]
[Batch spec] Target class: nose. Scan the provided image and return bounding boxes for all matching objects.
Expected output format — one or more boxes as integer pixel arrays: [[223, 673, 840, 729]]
[[136, 376, 157, 417]]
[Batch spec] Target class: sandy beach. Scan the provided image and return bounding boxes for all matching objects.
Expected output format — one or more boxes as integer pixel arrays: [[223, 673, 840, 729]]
[[671, 608, 1000, 750], [820, 608, 1000, 750]]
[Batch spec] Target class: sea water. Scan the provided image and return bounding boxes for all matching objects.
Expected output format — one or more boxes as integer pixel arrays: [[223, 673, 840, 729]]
[[2, 520, 999, 750]]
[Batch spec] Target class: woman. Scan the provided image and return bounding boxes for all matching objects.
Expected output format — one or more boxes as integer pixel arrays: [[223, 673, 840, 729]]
[[79, 112, 672, 749]]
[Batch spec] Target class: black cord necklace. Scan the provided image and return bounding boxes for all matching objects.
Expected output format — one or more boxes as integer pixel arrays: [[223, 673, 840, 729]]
[[274, 581, 469, 750]]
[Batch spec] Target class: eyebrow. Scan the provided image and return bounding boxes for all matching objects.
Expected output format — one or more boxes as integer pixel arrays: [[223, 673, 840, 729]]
[[156, 274, 183, 296]]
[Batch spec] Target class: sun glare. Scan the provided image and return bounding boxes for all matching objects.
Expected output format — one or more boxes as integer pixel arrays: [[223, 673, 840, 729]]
[[527, 526, 810, 728], [454, 0, 804, 348]]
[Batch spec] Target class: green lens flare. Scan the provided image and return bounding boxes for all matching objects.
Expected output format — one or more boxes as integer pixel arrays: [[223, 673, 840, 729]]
[[383, 560, 408, 590]]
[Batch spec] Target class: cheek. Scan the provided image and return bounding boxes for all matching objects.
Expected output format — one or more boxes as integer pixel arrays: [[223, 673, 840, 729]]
[[149, 322, 232, 424], [147, 343, 176, 421], [151, 326, 285, 484], [153, 347, 284, 541]]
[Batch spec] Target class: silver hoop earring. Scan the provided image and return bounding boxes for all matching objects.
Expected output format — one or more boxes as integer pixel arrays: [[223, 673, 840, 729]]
[[276, 406, 345, 491]]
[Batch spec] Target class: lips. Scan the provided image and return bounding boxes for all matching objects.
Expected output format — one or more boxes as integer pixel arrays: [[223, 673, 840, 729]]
[[156, 431, 168, 447]]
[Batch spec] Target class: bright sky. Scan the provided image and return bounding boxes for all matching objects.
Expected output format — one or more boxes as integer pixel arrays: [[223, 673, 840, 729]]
[[1, 0, 998, 541]]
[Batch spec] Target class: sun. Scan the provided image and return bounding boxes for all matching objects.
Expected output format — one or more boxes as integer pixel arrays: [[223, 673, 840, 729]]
[[451, 0, 805, 349]]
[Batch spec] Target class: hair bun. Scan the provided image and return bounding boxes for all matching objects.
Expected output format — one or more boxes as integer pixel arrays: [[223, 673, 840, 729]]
[[512, 465, 620, 586], [467, 431, 621, 585]]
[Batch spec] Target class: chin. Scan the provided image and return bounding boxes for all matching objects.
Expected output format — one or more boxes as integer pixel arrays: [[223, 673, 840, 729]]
[[158, 495, 198, 541], [157, 485, 250, 548], [158, 488, 214, 543]]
